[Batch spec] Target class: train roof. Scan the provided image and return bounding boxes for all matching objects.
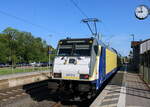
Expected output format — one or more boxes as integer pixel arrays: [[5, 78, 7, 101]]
[[97, 39, 118, 54], [59, 37, 94, 41], [59, 37, 119, 54]]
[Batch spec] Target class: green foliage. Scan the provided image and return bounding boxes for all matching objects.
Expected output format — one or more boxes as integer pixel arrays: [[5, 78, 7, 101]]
[[0, 67, 50, 75], [0, 34, 10, 63], [0, 27, 56, 65]]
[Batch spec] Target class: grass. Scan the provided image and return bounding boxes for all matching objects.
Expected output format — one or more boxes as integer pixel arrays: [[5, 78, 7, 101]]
[[0, 66, 50, 75]]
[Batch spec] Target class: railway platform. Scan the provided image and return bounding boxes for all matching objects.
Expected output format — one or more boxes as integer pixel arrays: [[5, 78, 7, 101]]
[[0, 70, 52, 90], [0, 70, 51, 80], [90, 65, 150, 107]]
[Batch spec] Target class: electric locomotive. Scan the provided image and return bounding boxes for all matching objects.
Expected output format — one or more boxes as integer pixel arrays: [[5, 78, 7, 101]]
[[49, 37, 120, 99]]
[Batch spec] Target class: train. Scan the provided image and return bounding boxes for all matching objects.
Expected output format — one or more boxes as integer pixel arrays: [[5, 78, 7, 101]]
[[48, 37, 121, 99]]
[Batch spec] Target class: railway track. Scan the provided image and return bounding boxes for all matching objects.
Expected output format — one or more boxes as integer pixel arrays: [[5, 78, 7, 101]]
[[0, 81, 49, 106], [0, 71, 117, 107], [0, 81, 81, 107]]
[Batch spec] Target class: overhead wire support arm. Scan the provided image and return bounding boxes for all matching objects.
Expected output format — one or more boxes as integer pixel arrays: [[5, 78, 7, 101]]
[[69, 0, 100, 38], [85, 21, 95, 35], [82, 18, 99, 37], [94, 21, 98, 36]]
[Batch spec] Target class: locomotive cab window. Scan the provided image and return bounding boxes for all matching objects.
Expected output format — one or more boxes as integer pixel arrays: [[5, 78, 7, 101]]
[[58, 45, 72, 56], [74, 45, 91, 56], [57, 40, 92, 56]]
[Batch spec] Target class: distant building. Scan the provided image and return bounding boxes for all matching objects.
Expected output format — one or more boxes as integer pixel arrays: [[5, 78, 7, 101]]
[[131, 39, 150, 84], [131, 41, 142, 71], [139, 39, 150, 83]]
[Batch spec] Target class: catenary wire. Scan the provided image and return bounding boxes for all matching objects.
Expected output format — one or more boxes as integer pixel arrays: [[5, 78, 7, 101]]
[[0, 9, 66, 35], [69, 0, 89, 18]]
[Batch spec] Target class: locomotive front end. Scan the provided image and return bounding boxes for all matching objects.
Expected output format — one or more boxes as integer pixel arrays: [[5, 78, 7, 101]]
[[48, 38, 97, 95], [53, 38, 93, 81]]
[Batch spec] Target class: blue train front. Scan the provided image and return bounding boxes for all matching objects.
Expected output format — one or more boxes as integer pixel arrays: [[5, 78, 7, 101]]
[[49, 37, 120, 99]]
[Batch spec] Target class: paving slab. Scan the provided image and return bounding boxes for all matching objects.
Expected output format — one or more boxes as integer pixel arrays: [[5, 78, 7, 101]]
[[125, 69, 150, 107], [90, 65, 150, 107], [90, 70, 124, 107]]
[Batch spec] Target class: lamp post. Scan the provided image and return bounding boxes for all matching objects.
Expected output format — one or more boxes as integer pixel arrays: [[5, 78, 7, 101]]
[[130, 34, 135, 66], [48, 45, 51, 68], [8, 32, 15, 72], [48, 34, 53, 70], [130, 34, 135, 42]]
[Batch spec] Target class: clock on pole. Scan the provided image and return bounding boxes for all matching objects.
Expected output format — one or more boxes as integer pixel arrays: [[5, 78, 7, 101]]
[[135, 5, 149, 20]]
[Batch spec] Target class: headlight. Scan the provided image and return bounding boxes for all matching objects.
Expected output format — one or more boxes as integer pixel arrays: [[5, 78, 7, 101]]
[[80, 74, 89, 79], [54, 73, 61, 78]]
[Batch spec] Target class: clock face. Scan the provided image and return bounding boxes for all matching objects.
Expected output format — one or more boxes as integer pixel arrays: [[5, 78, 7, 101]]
[[135, 5, 149, 20]]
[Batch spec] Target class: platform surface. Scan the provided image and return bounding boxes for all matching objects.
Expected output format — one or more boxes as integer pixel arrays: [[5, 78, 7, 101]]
[[90, 65, 150, 107], [0, 70, 51, 80]]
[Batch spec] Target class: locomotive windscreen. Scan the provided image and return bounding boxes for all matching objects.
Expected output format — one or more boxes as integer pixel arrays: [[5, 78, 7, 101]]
[[57, 39, 93, 56]]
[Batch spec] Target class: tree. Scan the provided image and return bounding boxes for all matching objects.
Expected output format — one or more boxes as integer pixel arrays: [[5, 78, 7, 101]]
[[2, 27, 19, 68], [0, 27, 54, 67], [0, 34, 10, 63]]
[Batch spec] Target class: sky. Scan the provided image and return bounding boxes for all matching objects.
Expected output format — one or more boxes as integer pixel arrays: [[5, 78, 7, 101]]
[[0, 0, 150, 56]]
